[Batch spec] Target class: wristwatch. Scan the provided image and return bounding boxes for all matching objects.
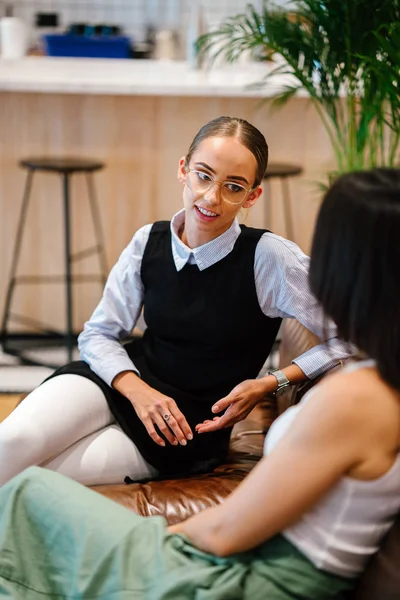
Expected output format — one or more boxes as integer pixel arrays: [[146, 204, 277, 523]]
[[267, 369, 291, 397]]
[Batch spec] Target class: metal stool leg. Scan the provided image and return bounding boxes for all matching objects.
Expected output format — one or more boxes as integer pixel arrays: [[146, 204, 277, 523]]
[[86, 172, 108, 285], [264, 179, 272, 228], [281, 177, 295, 241], [62, 173, 74, 363], [1, 170, 34, 345]]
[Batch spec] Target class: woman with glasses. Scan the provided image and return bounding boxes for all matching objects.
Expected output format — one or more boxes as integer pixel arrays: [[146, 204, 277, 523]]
[[0, 116, 350, 486], [0, 168, 399, 599]]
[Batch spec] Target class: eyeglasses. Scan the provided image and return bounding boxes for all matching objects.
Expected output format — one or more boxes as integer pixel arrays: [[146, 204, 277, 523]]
[[185, 168, 255, 205]]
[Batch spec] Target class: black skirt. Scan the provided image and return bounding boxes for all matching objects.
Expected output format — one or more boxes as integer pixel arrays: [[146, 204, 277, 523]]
[[44, 339, 232, 478]]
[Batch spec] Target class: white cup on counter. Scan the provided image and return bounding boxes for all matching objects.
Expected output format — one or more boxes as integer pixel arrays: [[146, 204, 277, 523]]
[[0, 16, 28, 59]]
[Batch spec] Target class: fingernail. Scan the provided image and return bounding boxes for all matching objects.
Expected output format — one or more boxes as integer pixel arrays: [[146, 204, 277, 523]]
[[180, 440, 187, 446], [161, 442, 166, 447], [187, 434, 193, 440], [212, 405, 218, 413], [173, 440, 178, 446]]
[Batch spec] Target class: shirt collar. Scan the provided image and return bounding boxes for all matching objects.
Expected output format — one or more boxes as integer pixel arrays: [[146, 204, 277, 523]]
[[170, 209, 241, 271]]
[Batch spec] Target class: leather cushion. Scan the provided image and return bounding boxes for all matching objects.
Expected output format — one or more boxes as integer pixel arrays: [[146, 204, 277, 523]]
[[91, 408, 268, 525]]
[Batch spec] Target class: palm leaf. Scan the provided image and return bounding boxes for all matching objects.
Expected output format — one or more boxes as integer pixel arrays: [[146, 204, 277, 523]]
[[198, 0, 400, 173]]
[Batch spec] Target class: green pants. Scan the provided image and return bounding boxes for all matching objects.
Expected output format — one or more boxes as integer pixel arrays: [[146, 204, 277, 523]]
[[0, 468, 354, 599]]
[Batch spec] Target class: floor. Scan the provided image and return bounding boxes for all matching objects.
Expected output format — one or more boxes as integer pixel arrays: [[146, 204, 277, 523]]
[[0, 394, 23, 422]]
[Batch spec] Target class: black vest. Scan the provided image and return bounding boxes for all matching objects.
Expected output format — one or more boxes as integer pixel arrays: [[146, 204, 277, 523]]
[[139, 221, 281, 403]]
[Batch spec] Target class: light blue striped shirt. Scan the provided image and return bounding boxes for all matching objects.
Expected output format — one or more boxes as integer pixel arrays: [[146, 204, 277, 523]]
[[79, 209, 351, 387]]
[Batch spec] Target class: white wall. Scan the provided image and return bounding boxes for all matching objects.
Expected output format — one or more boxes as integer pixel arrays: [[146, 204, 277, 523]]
[[5, 0, 288, 44]]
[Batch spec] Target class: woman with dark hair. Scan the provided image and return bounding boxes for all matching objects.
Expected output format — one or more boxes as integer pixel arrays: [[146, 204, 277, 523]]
[[0, 168, 399, 599], [0, 116, 349, 486], [309, 168, 400, 390]]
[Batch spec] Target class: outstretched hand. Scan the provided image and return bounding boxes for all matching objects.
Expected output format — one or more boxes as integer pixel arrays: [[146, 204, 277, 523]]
[[195, 378, 275, 434]]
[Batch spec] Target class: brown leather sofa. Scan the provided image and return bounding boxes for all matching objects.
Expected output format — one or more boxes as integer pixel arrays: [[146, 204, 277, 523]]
[[92, 320, 400, 599]]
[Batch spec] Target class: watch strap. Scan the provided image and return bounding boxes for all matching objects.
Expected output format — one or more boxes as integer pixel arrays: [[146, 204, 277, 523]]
[[267, 368, 291, 396]]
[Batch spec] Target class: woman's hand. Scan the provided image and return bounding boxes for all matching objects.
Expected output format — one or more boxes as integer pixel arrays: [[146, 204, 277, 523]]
[[112, 371, 193, 447], [195, 377, 275, 434], [167, 507, 227, 556], [195, 365, 307, 433]]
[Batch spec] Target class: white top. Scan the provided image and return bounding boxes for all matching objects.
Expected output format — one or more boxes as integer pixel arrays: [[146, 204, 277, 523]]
[[0, 57, 305, 97], [78, 209, 350, 387], [264, 360, 400, 578]]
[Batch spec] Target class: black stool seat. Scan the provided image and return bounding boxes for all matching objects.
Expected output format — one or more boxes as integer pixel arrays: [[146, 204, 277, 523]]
[[20, 158, 104, 174], [264, 163, 303, 179]]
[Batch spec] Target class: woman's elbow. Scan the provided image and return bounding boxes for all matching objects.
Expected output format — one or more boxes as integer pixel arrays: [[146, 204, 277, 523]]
[[207, 533, 240, 558], [211, 538, 230, 558]]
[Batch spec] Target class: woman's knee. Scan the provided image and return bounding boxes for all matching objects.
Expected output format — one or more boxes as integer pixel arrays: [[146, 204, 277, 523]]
[[0, 418, 46, 463]]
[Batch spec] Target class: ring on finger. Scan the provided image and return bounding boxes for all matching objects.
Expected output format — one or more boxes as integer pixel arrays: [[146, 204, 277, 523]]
[[163, 413, 171, 422]]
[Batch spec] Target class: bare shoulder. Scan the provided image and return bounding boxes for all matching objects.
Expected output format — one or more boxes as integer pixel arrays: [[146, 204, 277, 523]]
[[313, 363, 398, 406], [303, 364, 400, 447]]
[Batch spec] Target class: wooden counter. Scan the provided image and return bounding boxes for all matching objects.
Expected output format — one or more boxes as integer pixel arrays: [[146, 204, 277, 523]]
[[0, 58, 334, 333]]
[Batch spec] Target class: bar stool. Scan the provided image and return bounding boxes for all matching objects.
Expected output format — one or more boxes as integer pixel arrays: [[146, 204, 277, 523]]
[[263, 163, 303, 241], [1, 158, 108, 367]]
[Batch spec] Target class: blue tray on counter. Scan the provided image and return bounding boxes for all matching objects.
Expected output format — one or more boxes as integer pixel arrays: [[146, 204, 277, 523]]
[[44, 34, 132, 59]]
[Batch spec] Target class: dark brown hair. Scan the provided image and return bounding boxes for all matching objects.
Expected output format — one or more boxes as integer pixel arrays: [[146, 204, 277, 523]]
[[185, 116, 268, 187], [309, 168, 400, 391]]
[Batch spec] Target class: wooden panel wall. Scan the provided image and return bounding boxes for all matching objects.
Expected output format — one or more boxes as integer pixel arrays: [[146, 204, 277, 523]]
[[0, 92, 335, 333]]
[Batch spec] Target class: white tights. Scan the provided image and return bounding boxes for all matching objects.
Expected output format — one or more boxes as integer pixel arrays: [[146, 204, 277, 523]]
[[0, 374, 158, 486]]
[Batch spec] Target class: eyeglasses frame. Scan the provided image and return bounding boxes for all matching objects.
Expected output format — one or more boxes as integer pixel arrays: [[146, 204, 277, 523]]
[[184, 166, 257, 205]]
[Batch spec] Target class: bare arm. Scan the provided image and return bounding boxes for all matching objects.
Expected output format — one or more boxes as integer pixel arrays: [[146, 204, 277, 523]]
[[174, 380, 369, 556]]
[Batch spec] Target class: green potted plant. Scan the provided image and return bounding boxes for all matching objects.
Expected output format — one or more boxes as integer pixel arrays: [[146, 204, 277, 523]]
[[198, 0, 400, 179]]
